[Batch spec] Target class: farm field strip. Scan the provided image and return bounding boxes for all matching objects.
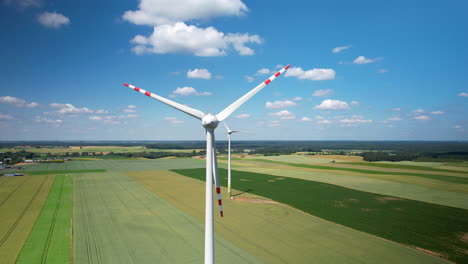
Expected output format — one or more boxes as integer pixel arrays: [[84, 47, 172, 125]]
[[0, 175, 55, 264], [0, 146, 199, 154], [128, 170, 449, 264], [73, 172, 260, 264], [231, 165, 468, 210], [18, 159, 204, 172], [241, 158, 468, 184], [341, 161, 468, 174], [16, 174, 72, 264], [172, 168, 468, 264]]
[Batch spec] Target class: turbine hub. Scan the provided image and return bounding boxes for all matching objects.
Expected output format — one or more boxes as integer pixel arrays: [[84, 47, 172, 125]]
[[202, 114, 219, 129]]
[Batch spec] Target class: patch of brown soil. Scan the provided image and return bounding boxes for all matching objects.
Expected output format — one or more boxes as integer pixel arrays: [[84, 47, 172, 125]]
[[240, 179, 252, 181], [376, 196, 403, 202], [334, 201, 347, 208], [233, 197, 277, 204], [276, 177, 285, 180], [460, 232, 468, 243], [267, 180, 275, 182], [347, 198, 359, 203], [414, 247, 443, 258]]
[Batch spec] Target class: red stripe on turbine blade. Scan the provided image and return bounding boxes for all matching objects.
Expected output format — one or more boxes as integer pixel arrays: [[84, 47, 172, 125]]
[[123, 83, 130, 87], [285, 64, 291, 69], [218, 199, 222, 205], [134, 87, 140, 92], [264, 79, 272, 85], [144, 91, 151, 96], [220, 211, 223, 217], [216, 187, 221, 194], [274, 72, 281, 77]]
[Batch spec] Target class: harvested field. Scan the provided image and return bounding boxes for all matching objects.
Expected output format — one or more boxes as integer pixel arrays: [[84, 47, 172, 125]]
[[241, 158, 468, 184], [0, 175, 55, 264], [73, 172, 259, 264], [129, 170, 449, 264], [172, 168, 468, 264], [17, 174, 73, 264]]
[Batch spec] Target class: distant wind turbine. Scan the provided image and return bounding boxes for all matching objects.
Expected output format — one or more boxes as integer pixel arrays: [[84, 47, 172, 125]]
[[223, 122, 241, 198], [123, 64, 290, 264]]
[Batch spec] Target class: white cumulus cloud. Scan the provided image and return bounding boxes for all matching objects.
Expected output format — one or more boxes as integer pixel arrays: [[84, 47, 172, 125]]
[[414, 115, 431, 120], [169, 87, 212, 97], [340, 115, 372, 124], [122, 0, 248, 26], [0, 113, 14, 120], [165, 117, 184, 124], [187, 68, 212, 79], [265, 100, 297, 109], [269, 110, 296, 120], [301, 117, 312, 122], [130, 22, 261, 56], [235, 113, 250, 119], [38, 12, 70, 29], [50, 103, 93, 115], [292, 97, 302, 101], [256, 68, 270, 75], [285, 67, 335, 81], [312, 89, 333, 97], [34, 116, 62, 124], [431, 111, 444, 115], [0, 96, 40, 108], [314, 99, 350, 110], [387, 117, 402, 121], [458, 92, 468, 97], [245, 76, 254, 83], [332, 45, 351, 53], [353, 56, 381, 64]]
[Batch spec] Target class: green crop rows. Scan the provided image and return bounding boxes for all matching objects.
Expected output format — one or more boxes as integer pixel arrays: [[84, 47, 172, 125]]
[[172, 168, 468, 264], [16, 174, 73, 264]]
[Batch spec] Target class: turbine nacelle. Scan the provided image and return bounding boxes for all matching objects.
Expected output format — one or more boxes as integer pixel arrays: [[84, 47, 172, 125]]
[[202, 114, 219, 129]]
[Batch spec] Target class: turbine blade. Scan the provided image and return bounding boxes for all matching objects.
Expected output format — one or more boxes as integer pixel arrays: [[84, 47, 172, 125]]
[[123, 83, 205, 120], [223, 122, 231, 133], [216, 65, 291, 121], [211, 144, 223, 217]]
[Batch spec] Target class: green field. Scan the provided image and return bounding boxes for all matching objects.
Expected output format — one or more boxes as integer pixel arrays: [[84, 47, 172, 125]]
[[17, 175, 73, 264], [0, 175, 55, 264], [129, 170, 449, 264], [73, 171, 260, 264], [16, 159, 204, 172], [173, 168, 468, 264], [0, 146, 199, 154]]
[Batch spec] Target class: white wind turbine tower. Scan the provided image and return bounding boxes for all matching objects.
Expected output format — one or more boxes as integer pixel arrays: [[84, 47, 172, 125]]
[[123, 64, 290, 264], [223, 122, 241, 199]]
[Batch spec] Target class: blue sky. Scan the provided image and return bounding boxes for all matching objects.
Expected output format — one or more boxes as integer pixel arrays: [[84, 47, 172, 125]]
[[0, 0, 467, 141]]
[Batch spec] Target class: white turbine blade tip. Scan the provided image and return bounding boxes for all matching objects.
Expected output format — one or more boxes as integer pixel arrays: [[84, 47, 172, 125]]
[[216, 64, 291, 121]]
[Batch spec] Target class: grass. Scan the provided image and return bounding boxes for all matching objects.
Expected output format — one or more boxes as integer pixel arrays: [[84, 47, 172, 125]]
[[172, 168, 468, 264], [229, 164, 468, 210], [73, 172, 259, 264], [342, 161, 468, 174], [129, 170, 449, 264], [15, 159, 204, 172], [0, 175, 55, 264], [24, 169, 106, 175], [16, 174, 73, 264], [0, 146, 201, 155], [241, 158, 468, 184]]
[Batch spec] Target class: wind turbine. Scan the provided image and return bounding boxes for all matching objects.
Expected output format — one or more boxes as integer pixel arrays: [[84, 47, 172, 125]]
[[223, 122, 241, 199], [123, 64, 290, 264]]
